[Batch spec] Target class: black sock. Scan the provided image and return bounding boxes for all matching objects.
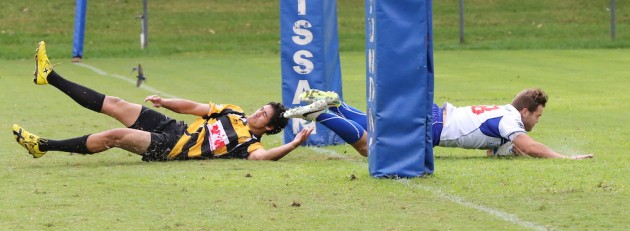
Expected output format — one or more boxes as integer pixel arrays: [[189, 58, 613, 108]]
[[47, 70, 105, 113], [39, 135, 93, 154]]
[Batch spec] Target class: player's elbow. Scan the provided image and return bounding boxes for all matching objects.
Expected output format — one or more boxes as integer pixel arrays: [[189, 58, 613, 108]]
[[247, 150, 277, 161], [247, 154, 265, 161]]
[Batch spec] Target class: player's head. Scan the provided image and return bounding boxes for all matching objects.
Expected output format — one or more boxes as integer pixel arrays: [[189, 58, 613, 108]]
[[265, 102, 289, 135], [247, 102, 288, 135], [511, 88, 548, 131]]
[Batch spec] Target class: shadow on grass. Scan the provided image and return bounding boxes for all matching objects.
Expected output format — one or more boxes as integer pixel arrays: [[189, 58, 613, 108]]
[[434, 155, 520, 161], [17, 160, 150, 169]]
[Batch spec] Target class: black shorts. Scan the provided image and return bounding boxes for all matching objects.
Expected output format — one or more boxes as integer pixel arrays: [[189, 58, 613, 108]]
[[128, 106, 187, 161]]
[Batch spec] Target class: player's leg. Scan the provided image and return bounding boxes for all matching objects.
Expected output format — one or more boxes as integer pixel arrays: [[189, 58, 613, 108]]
[[299, 89, 367, 129], [12, 124, 151, 158], [284, 100, 368, 156], [329, 103, 367, 130], [46, 70, 142, 126], [350, 133, 368, 157], [317, 112, 367, 156], [84, 128, 151, 154], [34, 41, 142, 127]]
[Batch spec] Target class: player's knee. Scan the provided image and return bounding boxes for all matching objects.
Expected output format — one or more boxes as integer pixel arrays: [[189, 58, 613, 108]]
[[104, 96, 126, 107], [351, 133, 368, 157], [354, 143, 368, 157], [101, 128, 127, 147], [102, 96, 133, 115]]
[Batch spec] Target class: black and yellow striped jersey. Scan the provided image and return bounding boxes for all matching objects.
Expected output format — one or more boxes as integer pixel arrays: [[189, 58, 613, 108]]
[[167, 102, 263, 160]]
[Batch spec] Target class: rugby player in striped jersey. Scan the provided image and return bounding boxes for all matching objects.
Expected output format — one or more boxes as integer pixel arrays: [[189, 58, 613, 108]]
[[13, 41, 312, 161]]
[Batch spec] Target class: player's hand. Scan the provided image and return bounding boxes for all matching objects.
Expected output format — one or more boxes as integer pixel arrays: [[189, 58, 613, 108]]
[[570, 154, 594, 159], [292, 127, 313, 146], [144, 95, 163, 108]]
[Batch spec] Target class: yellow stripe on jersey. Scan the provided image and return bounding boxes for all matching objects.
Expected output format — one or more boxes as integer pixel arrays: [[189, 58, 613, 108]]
[[167, 102, 263, 160]]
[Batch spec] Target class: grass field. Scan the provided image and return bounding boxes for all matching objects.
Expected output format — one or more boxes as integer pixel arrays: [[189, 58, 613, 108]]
[[1, 0, 629, 230], [1, 49, 628, 230], [1, 0, 629, 58]]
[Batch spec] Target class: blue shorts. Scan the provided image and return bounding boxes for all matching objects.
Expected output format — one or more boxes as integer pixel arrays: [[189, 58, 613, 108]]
[[431, 104, 443, 147]]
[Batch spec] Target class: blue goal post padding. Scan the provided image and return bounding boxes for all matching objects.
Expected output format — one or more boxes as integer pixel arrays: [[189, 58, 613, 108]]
[[366, 0, 435, 178], [280, 0, 345, 146], [72, 0, 87, 58]]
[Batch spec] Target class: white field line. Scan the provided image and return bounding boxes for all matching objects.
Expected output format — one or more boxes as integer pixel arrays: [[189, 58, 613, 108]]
[[73, 62, 178, 99], [76, 62, 548, 231], [305, 146, 350, 159], [396, 178, 548, 231], [307, 146, 547, 231]]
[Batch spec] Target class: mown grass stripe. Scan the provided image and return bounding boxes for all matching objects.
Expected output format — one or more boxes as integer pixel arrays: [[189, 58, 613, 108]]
[[73, 62, 178, 99]]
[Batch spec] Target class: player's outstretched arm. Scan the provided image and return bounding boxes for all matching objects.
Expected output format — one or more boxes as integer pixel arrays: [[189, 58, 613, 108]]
[[248, 128, 313, 161], [512, 133, 593, 159], [144, 95, 210, 116]]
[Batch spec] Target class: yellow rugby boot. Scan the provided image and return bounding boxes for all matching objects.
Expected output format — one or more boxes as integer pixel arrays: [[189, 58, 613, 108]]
[[33, 41, 53, 85], [12, 124, 47, 158]]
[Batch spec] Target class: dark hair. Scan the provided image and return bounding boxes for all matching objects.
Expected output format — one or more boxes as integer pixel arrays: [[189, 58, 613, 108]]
[[511, 88, 548, 112], [265, 102, 289, 135]]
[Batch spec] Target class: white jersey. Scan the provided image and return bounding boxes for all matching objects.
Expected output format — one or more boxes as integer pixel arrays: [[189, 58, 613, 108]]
[[439, 103, 526, 149]]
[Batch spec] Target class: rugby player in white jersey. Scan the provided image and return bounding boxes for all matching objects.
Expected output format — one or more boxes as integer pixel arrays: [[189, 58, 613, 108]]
[[284, 88, 593, 159]]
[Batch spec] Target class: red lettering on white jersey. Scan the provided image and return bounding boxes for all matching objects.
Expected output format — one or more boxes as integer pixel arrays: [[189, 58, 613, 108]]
[[207, 121, 229, 151]]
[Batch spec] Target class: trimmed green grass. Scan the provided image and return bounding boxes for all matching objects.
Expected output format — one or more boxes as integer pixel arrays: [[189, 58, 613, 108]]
[[1, 0, 629, 59], [1, 0, 629, 229], [434, 0, 630, 49], [1, 49, 628, 230]]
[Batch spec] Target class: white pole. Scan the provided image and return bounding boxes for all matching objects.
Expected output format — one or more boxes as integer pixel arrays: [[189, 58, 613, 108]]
[[137, 0, 148, 49]]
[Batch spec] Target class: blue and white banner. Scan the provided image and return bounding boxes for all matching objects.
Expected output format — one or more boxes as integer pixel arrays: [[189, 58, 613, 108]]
[[281, 0, 345, 146], [366, 0, 435, 178]]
